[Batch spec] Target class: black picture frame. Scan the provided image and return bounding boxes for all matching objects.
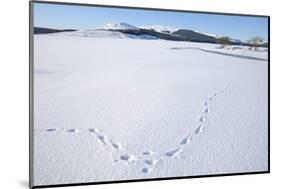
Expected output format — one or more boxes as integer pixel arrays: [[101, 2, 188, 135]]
[[29, 1, 270, 188]]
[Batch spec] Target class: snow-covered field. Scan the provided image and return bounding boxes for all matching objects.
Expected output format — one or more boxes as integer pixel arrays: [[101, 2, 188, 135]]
[[33, 34, 268, 186]]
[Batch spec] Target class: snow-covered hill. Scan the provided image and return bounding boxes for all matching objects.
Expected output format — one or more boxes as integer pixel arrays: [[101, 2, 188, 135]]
[[97, 22, 138, 30], [140, 25, 178, 33], [195, 31, 218, 38]]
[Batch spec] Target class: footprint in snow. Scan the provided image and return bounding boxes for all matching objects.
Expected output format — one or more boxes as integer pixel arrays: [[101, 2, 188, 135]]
[[142, 167, 153, 174], [88, 128, 99, 134], [180, 135, 192, 145], [143, 159, 159, 166], [110, 140, 121, 150], [142, 151, 155, 156], [46, 128, 60, 132], [120, 154, 138, 162], [67, 129, 81, 133], [204, 102, 208, 106], [194, 125, 205, 134], [97, 135, 107, 145], [88, 128, 107, 145], [198, 116, 206, 123], [164, 148, 182, 157], [204, 107, 210, 114]]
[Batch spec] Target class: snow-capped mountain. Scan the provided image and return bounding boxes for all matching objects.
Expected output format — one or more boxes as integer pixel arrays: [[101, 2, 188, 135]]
[[34, 22, 266, 47], [97, 22, 138, 30], [140, 25, 178, 33]]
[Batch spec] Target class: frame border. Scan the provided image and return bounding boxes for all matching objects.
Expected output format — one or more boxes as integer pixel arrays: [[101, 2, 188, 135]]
[[29, 1, 34, 189], [29, 1, 270, 188]]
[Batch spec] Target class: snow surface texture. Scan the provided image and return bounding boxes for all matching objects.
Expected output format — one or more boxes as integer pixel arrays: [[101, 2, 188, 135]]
[[33, 34, 268, 186]]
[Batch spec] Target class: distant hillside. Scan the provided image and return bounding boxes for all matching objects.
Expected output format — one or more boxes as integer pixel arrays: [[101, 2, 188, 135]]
[[103, 28, 184, 41], [34, 24, 268, 47], [172, 29, 217, 43], [34, 27, 77, 34]]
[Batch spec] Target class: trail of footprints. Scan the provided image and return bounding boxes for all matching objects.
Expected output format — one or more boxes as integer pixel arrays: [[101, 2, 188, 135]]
[[39, 80, 232, 174]]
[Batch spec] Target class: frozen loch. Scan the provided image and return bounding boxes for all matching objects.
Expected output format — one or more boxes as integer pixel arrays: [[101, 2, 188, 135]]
[[33, 32, 268, 185]]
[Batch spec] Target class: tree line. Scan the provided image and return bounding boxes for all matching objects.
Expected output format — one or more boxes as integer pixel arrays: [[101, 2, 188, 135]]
[[216, 36, 265, 50]]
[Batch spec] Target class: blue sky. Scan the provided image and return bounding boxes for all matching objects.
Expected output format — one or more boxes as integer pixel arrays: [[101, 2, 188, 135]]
[[34, 2, 268, 41]]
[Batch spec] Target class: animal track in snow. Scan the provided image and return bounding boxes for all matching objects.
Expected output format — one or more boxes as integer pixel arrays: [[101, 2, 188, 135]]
[[88, 128, 99, 134], [198, 116, 206, 123], [194, 125, 205, 134], [67, 129, 81, 133], [204, 107, 210, 114], [143, 159, 159, 165], [46, 128, 60, 132], [120, 154, 138, 163], [88, 128, 109, 145], [180, 135, 192, 145], [120, 154, 130, 161], [36, 80, 232, 174], [142, 167, 153, 174], [97, 135, 107, 145], [142, 151, 155, 155], [164, 148, 182, 157], [110, 141, 121, 150]]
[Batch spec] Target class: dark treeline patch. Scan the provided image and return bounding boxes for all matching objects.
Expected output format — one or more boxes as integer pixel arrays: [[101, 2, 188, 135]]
[[34, 27, 77, 34]]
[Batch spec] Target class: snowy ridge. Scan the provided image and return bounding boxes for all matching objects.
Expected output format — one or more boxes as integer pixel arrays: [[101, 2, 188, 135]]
[[34, 80, 232, 174], [195, 30, 218, 38], [140, 25, 178, 33], [97, 22, 138, 30]]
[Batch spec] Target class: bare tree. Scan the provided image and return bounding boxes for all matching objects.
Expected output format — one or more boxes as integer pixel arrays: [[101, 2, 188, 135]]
[[247, 36, 263, 51], [216, 36, 231, 49]]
